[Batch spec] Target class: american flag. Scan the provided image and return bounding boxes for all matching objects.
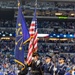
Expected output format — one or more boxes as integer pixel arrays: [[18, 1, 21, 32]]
[[33, 26, 38, 52], [27, 8, 38, 65]]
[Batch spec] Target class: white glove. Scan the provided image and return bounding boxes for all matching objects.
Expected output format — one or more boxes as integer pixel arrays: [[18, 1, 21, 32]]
[[37, 60, 40, 65], [28, 67, 31, 70], [53, 67, 57, 71], [32, 57, 34, 60], [17, 70, 20, 73], [72, 71, 75, 75]]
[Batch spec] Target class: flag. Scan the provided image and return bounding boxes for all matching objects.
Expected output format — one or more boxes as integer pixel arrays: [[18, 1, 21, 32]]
[[33, 28, 38, 52], [14, 1, 30, 68], [32, 8, 38, 53], [27, 8, 38, 65], [18, 6, 30, 44], [26, 38, 33, 64]]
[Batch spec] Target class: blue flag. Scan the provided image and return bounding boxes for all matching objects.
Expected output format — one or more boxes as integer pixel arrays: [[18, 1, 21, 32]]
[[17, 6, 30, 43], [14, 2, 30, 68]]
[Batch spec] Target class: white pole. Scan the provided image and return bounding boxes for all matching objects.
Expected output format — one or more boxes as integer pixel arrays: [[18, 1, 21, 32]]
[[35, 0, 37, 8], [53, 65, 55, 75]]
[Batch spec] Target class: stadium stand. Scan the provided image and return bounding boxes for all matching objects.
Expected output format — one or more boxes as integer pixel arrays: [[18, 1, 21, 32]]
[[0, 0, 75, 75]]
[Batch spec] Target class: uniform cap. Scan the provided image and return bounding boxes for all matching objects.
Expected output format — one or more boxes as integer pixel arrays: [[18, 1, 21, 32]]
[[59, 55, 66, 60], [32, 53, 40, 57], [45, 55, 52, 59]]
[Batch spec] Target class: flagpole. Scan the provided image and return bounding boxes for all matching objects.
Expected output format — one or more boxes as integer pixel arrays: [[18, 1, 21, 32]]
[[15, 0, 30, 71], [34, 2, 43, 75], [35, 0, 37, 8]]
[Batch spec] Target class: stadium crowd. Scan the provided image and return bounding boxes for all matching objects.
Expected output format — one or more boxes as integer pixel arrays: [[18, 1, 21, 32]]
[[0, 18, 74, 74], [0, 19, 75, 35], [0, 0, 75, 75], [0, 38, 74, 75], [0, 19, 75, 34], [0, 19, 16, 28], [0, 50, 75, 75], [0, 1, 75, 9], [0, 20, 75, 29], [25, 1, 75, 8], [0, 1, 75, 74], [0, 40, 74, 53]]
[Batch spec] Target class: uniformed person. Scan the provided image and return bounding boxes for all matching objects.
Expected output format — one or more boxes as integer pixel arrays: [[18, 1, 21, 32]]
[[42, 55, 54, 75], [56, 55, 67, 75], [18, 57, 28, 75], [30, 53, 43, 75]]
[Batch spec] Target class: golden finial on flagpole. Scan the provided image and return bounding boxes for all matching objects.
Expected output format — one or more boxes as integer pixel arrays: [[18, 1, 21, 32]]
[[35, 0, 37, 8], [18, 1, 20, 7]]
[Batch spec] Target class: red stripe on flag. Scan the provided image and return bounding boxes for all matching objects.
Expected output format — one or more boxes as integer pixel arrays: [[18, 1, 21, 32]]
[[27, 9, 38, 65], [30, 29, 35, 31], [29, 23, 35, 26]]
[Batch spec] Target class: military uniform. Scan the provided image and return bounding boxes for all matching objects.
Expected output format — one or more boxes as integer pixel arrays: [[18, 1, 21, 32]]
[[42, 55, 54, 75], [30, 60, 42, 75], [18, 64, 28, 75], [56, 56, 67, 75], [18, 57, 29, 75], [43, 62, 54, 75], [29, 53, 43, 75], [57, 63, 67, 75]]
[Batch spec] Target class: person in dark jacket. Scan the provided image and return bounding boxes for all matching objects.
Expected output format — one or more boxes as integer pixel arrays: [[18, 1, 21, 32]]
[[18, 57, 28, 75], [56, 55, 67, 75], [42, 55, 54, 75], [29, 53, 43, 75]]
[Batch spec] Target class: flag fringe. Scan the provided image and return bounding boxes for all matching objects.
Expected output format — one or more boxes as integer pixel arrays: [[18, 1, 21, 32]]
[[14, 59, 25, 70]]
